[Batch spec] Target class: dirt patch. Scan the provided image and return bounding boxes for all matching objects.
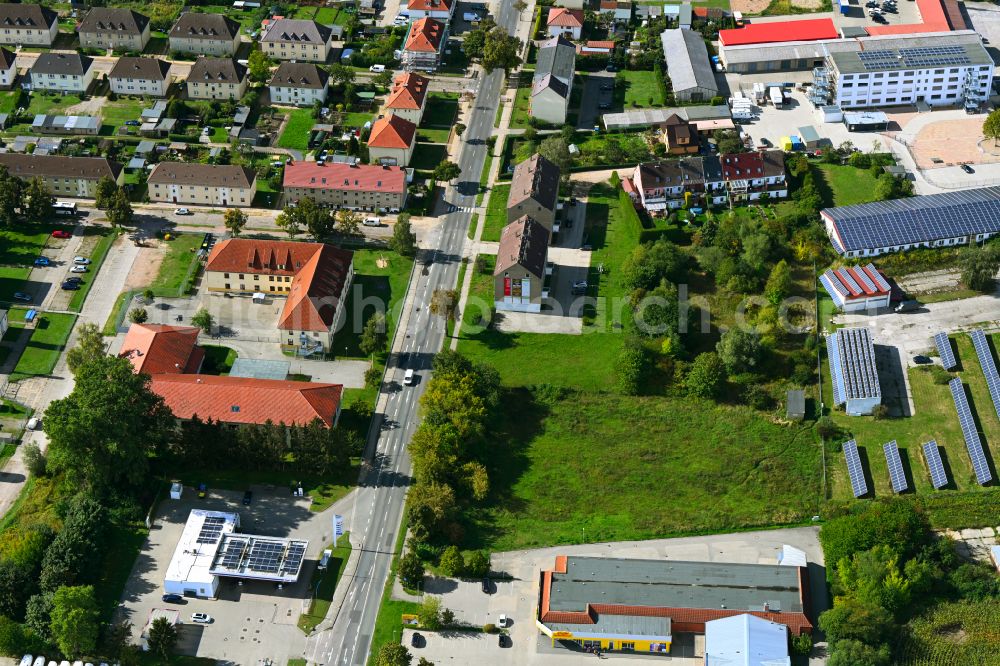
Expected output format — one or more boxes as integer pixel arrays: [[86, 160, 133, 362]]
[[376, 256, 389, 269], [64, 96, 107, 116], [730, 0, 771, 12], [123, 244, 166, 291], [937, 624, 968, 644], [910, 118, 1000, 169], [895, 269, 962, 295]]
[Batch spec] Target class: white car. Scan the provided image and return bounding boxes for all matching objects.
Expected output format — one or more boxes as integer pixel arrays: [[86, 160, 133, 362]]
[[174, 208, 191, 216], [498, 614, 509, 628], [73, 256, 90, 264], [191, 612, 212, 624], [18, 656, 32, 666], [70, 265, 88, 273]]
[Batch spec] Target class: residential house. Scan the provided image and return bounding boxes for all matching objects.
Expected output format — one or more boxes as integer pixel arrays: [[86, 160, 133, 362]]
[[661, 113, 698, 155], [660, 28, 718, 103], [530, 75, 570, 125], [109, 57, 171, 97], [403, 0, 456, 21], [186, 57, 248, 101], [260, 18, 332, 63], [625, 158, 719, 212], [494, 216, 550, 313], [383, 72, 429, 125], [507, 153, 560, 236], [29, 53, 94, 93], [78, 7, 150, 52], [0, 154, 123, 197], [283, 161, 407, 211], [118, 324, 205, 375], [268, 62, 329, 106], [0, 47, 15, 88], [0, 3, 58, 47], [720, 150, 787, 202], [147, 162, 256, 207], [546, 8, 584, 40], [401, 17, 447, 72], [204, 238, 354, 353], [367, 114, 417, 167], [169, 12, 241, 56], [598, 0, 632, 24]]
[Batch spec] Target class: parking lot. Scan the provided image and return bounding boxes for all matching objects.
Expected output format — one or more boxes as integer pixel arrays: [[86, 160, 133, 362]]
[[117, 485, 347, 664], [577, 71, 616, 131], [404, 527, 826, 665]]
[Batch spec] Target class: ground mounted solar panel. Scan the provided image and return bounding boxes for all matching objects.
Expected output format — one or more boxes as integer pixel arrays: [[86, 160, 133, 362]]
[[922, 440, 948, 489], [843, 439, 868, 498], [883, 440, 908, 493], [935, 332, 958, 371], [971, 329, 1000, 422], [949, 378, 993, 485]]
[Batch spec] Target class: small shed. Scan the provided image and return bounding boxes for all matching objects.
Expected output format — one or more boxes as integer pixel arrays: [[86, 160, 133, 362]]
[[843, 110, 889, 132], [797, 125, 821, 149], [786, 390, 805, 421], [817, 105, 843, 123], [169, 482, 183, 499]]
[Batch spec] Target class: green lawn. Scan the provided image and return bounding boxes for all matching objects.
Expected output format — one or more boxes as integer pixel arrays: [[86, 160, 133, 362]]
[[292, 5, 317, 18], [410, 143, 448, 171], [67, 231, 117, 312], [200, 344, 237, 375], [24, 91, 84, 116], [331, 249, 413, 361], [148, 233, 203, 296], [620, 70, 665, 108], [463, 389, 822, 551], [314, 7, 338, 22], [481, 183, 510, 242], [0, 224, 68, 266], [100, 99, 145, 133], [416, 128, 451, 143], [0, 266, 30, 303], [510, 86, 533, 129], [814, 163, 881, 207], [298, 533, 352, 632], [278, 109, 317, 151], [423, 93, 459, 129], [10, 312, 77, 381], [0, 90, 20, 114]]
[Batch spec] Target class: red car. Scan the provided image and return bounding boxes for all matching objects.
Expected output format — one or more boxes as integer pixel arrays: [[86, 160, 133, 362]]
[[52, 230, 71, 239]]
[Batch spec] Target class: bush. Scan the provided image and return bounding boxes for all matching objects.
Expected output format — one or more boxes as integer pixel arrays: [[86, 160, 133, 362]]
[[816, 416, 841, 440], [439, 546, 465, 577], [22, 443, 46, 477], [364, 367, 382, 389], [872, 404, 889, 420], [483, 623, 497, 634], [742, 384, 773, 410], [925, 365, 954, 385], [791, 632, 813, 656]]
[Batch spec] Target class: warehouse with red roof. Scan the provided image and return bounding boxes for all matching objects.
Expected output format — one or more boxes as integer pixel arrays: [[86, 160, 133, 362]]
[[718, 17, 839, 47]]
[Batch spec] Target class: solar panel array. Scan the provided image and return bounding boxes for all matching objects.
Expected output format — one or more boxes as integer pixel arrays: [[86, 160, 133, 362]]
[[197, 516, 226, 545], [855, 268, 877, 293], [828, 328, 881, 406], [935, 332, 958, 371], [823, 186, 1000, 254], [247, 541, 285, 574], [949, 377, 993, 485], [922, 440, 949, 489], [866, 263, 892, 293], [856, 46, 972, 72], [211, 536, 308, 579], [971, 329, 1000, 422], [216, 537, 248, 570], [883, 440, 908, 493], [844, 439, 868, 498], [281, 542, 306, 575]]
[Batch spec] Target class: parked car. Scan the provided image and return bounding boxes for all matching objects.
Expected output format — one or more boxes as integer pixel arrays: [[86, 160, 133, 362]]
[[26, 417, 39, 431], [573, 281, 588, 289], [33, 257, 50, 267], [913, 355, 932, 365], [125, 120, 140, 126], [174, 208, 192, 215], [242, 490, 253, 505], [410, 632, 422, 648], [70, 265, 88, 273], [961, 164, 975, 174], [369, 64, 386, 73], [13, 292, 31, 302], [498, 634, 508, 647], [191, 613, 212, 624], [61, 281, 80, 290], [52, 230, 71, 239], [895, 299, 921, 313], [498, 614, 509, 628], [73, 256, 91, 264], [481, 577, 491, 594], [161, 594, 183, 603], [64, 276, 83, 284]]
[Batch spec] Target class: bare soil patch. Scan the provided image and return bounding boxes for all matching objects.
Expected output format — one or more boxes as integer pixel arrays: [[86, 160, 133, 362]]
[[123, 244, 166, 291]]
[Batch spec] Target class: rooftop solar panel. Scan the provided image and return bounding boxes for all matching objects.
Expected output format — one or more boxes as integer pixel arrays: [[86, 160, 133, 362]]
[[883, 440, 908, 493], [935, 332, 958, 371], [840, 269, 862, 295], [949, 378, 993, 485], [865, 264, 891, 292], [197, 516, 226, 545], [971, 329, 1000, 423], [843, 439, 868, 498], [922, 440, 949, 489], [854, 267, 877, 294]]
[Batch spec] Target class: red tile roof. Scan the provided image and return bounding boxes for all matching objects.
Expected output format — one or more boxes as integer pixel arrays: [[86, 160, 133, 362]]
[[404, 17, 445, 53], [386, 72, 429, 111], [206, 239, 353, 332], [585, 40, 615, 49], [547, 7, 584, 27], [368, 114, 417, 150], [119, 324, 204, 375], [283, 162, 407, 195], [150, 374, 343, 427], [406, 0, 453, 11], [719, 18, 838, 46]]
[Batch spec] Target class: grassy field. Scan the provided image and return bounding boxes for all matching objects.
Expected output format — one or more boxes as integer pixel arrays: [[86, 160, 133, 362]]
[[423, 93, 459, 129], [9, 312, 77, 381], [464, 389, 822, 551], [23, 92, 84, 116], [331, 248, 413, 360], [481, 183, 510, 242], [67, 231, 117, 312], [814, 163, 882, 207], [0, 266, 30, 303], [0, 224, 68, 266], [277, 109, 316, 151], [298, 533, 352, 632], [825, 333, 1000, 499], [169, 466, 357, 512], [410, 143, 449, 171], [148, 233, 203, 296], [200, 344, 237, 375], [416, 128, 451, 143], [621, 70, 665, 108], [510, 86, 533, 129]]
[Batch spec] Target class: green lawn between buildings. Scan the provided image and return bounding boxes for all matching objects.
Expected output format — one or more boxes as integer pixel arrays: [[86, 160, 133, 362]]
[[278, 109, 317, 151], [620, 70, 666, 108], [148, 233, 204, 296], [298, 533, 353, 633], [813, 163, 882, 207], [481, 183, 510, 243], [9, 311, 77, 381]]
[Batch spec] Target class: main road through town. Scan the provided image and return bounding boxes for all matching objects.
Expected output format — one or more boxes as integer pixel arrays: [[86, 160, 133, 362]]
[[304, 3, 521, 665]]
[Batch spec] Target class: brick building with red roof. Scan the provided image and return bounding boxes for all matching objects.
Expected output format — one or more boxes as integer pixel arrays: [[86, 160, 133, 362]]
[[367, 114, 418, 167], [383, 72, 430, 125], [718, 18, 838, 47], [401, 17, 447, 72], [204, 238, 353, 353], [283, 161, 407, 211]]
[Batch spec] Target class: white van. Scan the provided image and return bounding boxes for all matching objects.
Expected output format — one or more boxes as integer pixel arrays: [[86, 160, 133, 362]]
[[403, 369, 415, 386], [319, 548, 332, 569], [369, 64, 386, 73], [363, 217, 381, 227]]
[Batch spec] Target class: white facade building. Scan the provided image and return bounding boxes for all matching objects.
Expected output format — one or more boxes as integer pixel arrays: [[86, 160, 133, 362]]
[[163, 510, 240, 598]]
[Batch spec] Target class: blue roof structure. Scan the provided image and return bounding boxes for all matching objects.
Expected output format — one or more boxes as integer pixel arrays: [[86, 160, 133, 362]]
[[705, 614, 790, 666], [971, 329, 1000, 423], [828, 328, 881, 407], [822, 186, 1000, 254]]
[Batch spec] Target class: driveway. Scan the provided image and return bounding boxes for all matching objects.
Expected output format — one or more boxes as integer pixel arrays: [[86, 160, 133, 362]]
[[577, 72, 615, 131]]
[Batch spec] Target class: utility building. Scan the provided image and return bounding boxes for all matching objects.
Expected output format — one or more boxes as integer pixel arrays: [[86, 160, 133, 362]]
[[827, 327, 882, 416]]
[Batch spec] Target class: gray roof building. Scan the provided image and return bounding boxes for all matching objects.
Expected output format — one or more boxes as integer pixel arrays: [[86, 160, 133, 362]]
[[169, 12, 240, 41], [0, 3, 56, 30], [31, 53, 93, 77], [0, 153, 121, 181], [535, 35, 576, 84], [829, 40, 992, 75], [188, 57, 247, 84], [531, 73, 569, 100], [495, 215, 550, 277], [0, 47, 14, 70], [603, 105, 730, 131], [508, 153, 560, 214], [660, 28, 718, 101], [148, 162, 256, 189], [261, 18, 331, 45], [78, 7, 149, 36], [827, 327, 881, 415], [109, 57, 171, 82], [269, 62, 329, 89]]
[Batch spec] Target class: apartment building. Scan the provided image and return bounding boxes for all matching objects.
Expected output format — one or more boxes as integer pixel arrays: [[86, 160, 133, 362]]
[[147, 162, 257, 207], [0, 154, 123, 197], [78, 7, 150, 52], [261, 18, 332, 62], [0, 3, 58, 47], [0, 47, 15, 88], [283, 162, 407, 211], [268, 62, 329, 106], [109, 57, 171, 97], [507, 153, 560, 236], [383, 72, 429, 125], [186, 57, 248, 101], [169, 12, 241, 56], [29, 53, 94, 93], [367, 114, 417, 167], [401, 17, 447, 72]]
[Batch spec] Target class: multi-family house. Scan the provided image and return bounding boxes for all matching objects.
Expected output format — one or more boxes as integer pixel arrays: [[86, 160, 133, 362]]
[[78, 8, 150, 52], [403, 0, 456, 21], [662, 114, 698, 155], [720, 151, 787, 202], [169, 12, 241, 56], [401, 17, 447, 72], [507, 153, 561, 237], [531, 36, 575, 125], [29, 53, 94, 93], [147, 162, 257, 207], [260, 19, 332, 63], [283, 162, 407, 211], [546, 8, 584, 40], [0, 47, 15, 88], [0, 4, 58, 47], [383, 72, 429, 125], [367, 114, 417, 167], [494, 216, 550, 313], [109, 57, 171, 97], [268, 62, 329, 106], [186, 57, 248, 101], [0, 154, 123, 197]]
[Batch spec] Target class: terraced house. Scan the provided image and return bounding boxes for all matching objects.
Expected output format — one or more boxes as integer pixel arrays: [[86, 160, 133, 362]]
[[260, 18, 332, 63], [169, 12, 241, 56], [186, 57, 248, 101], [29, 53, 94, 93], [78, 7, 150, 52], [507, 153, 561, 237], [0, 154, 123, 197], [0, 3, 57, 46], [109, 57, 171, 97], [147, 163, 256, 207], [268, 62, 329, 106]]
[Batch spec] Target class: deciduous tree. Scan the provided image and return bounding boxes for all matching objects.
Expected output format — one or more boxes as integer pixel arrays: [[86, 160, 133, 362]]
[[360, 313, 388, 357], [685, 352, 725, 399], [429, 289, 459, 323], [376, 643, 412, 666], [984, 108, 1000, 146], [716, 327, 764, 375], [960, 242, 1000, 292], [439, 545, 465, 577], [247, 47, 272, 83], [335, 208, 360, 238], [105, 188, 133, 227], [50, 585, 99, 658], [481, 27, 522, 73], [390, 214, 417, 257], [764, 259, 792, 306], [192, 308, 214, 334], [398, 551, 425, 589], [66, 323, 106, 375], [24, 178, 53, 222], [224, 208, 248, 236], [94, 176, 117, 209], [418, 596, 442, 629], [432, 160, 461, 183]]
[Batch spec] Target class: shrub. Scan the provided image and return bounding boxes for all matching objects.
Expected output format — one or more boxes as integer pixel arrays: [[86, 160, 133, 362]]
[[925, 365, 954, 385], [816, 416, 841, 440], [791, 632, 813, 656], [872, 404, 889, 420], [483, 623, 497, 634], [439, 546, 465, 577], [22, 443, 46, 477], [364, 367, 382, 389]]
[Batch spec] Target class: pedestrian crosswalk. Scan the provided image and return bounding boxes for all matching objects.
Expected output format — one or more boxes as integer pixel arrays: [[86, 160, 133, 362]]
[[446, 204, 477, 214]]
